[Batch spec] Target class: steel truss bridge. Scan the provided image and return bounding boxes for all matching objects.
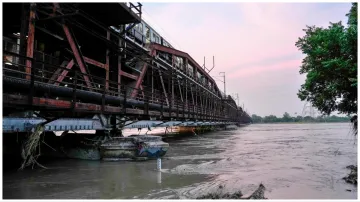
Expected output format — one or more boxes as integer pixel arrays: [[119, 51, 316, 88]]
[[3, 3, 251, 134]]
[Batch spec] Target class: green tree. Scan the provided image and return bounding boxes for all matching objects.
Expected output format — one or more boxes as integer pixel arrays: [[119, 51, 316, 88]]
[[294, 116, 303, 122], [295, 3, 357, 116], [251, 114, 263, 123], [250, 113, 349, 123], [263, 115, 278, 123], [282, 112, 291, 122], [303, 116, 315, 122], [295, 4, 357, 184]]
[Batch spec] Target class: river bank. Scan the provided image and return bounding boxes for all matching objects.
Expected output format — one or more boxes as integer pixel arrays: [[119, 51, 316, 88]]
[[343, 165, 357, 185]]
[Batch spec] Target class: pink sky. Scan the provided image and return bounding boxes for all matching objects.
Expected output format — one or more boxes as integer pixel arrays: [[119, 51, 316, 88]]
[[142, 2, 352, 117]]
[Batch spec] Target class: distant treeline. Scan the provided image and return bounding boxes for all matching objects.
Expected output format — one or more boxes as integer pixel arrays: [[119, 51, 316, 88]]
[[251, 112, 350, 123]]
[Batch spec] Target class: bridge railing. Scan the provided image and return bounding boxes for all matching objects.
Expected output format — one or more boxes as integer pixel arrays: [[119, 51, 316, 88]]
[[3, 39, 28, 80], [3, 39, 236, 121]]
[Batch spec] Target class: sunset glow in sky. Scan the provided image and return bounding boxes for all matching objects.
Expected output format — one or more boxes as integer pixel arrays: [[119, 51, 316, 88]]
[[142, 2, 352, 117]]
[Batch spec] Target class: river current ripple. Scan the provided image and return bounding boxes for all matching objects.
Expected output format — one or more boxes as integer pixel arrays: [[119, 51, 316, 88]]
[[3, 123, 357, 199]]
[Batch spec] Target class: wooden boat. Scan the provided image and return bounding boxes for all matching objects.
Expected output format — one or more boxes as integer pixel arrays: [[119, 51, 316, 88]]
[[100, 135, 169, 161]]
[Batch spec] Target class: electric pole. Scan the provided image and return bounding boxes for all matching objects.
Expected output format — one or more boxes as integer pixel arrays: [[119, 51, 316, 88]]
[[236, 93, 239, 106], [219, 72, 226, 97]]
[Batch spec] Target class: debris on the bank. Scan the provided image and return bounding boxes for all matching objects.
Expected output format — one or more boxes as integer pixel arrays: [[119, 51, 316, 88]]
[[246, 183, 267, 199], [196, 191, 243, 199], [350, 115, 357, 136], [19, 125, 47, 170], [196, 183, 267, 199], [343, 165, 357, 185]]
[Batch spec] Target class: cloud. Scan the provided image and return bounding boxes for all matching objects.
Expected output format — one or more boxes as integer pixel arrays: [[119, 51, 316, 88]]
[[227, 58, 302, 79], [142, 2, 352, 116]]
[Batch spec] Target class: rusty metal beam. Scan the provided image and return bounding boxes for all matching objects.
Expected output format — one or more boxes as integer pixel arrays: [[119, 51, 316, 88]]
[[48, 61, 67, 84], [62, 24, 93, 89], [64, 49, 107, 69], [131, 62, 147, 98], [120, 70, 138, 80], [151, 44, 215, 83], [3, 94, 192, 118], [54, 60, 74, 85], [66, 49, 109, 69], [25, 3, 36, 80], [131, 49, 156, 98], [3, 94, 123, 113], [158, 69, 169, 106], [84, 56, 106, 69], [48, 56, 106, 85]]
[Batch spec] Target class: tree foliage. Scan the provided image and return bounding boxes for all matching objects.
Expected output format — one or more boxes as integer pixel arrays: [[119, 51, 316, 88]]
[[295, 3, 357, 115], [282, 112, 291, 122], [251, 113, 350, 123]]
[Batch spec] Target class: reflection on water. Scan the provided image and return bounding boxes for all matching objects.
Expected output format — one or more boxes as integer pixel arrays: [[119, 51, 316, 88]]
[[3, 123, 357, 199]]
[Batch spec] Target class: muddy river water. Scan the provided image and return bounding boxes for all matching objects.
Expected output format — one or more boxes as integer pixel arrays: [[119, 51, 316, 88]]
[[3, 123, 357, 199]]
